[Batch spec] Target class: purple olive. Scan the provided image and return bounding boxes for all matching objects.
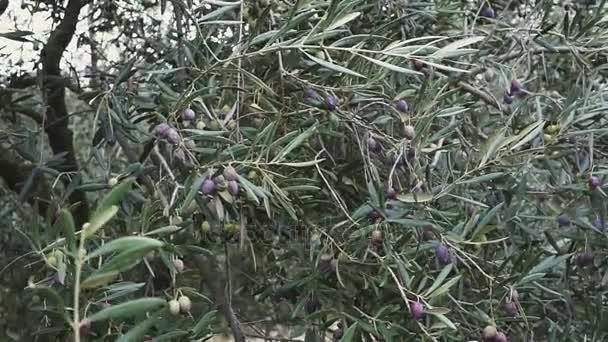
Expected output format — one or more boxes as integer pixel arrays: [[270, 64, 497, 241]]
[[593, 216, 605, 232], [223, 166, 238, 181], [227, 180, 239, 196], [182, 108, 196, 121], [504, 301, 518, 316], [386, 187, 397, 200], [409, 301, 424, 320], [201, 179, 216, 195], [435, 244, 452, 265], [495, 332, 508, 342], [480, 7, 496, 18], [510, 80, 522, 94], [155, 123, 171, 137], [589, 175, 601, 190], [412, 60, 424, 71], [165, 128, 181, 145], [396, 99, 409, 113], [503, 93, 513, 104], [556, 214, 570, 227], [324, 95, 337, 111], [303, 88, 324, 108], [368, 210, 381, 222], [575, 251, 594, 267], [367, 136, 380, 152]]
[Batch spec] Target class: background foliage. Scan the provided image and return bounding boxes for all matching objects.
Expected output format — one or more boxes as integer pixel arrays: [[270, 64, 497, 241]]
[[1, 0, 608, 341]]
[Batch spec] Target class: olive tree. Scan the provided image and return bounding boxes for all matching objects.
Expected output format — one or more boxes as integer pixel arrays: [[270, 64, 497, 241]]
[[1, 0, 608, 341]]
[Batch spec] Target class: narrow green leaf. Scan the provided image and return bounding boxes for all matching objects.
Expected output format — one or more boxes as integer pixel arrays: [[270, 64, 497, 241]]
[[80, 271, 120, 289], [190, 310, 218, 337], [84, 205, 119, 238], [326, 12, 361, 31], [273, 124, 317, 162], [340, 323, 358, 342], [360, 54, 422, 75], [116, 314, 158, 342], [396, 193, 433, 203], [94, 177, 134, 218], [55, 209, 76, 253], [86, 237, 164, 261], [432, 36, 485, 58], [114, 57, 137, 87], [86, 298, 167, 323], [427, 275, 461, 298], [423, 263, 453, 297], [304, 52, 366, 78]]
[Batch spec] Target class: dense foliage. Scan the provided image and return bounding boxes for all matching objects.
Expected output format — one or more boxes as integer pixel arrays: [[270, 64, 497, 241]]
[[1, 0, 608, 341]]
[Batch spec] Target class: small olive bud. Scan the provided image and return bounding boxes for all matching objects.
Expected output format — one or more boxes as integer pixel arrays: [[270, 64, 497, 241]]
[[196, 121, 206, 130], [367, 136, 380, 152], [504, 301, 518, 316], [168, 299, 180, 315], [178, 296, 192, 313], [371, 230, 383, 246], [223, 166, 238, 181], [386, 187, 397, 200], [482, 325, 497, 341], [107, 177, 118, 187], [173, 259, 184, 273], [403, 125, 415, 140], [227, 120, 237, 130], [201, 221, 211, 233]]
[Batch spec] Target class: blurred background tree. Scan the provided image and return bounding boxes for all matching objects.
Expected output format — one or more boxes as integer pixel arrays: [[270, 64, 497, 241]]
[[1, 0, 608, 341]]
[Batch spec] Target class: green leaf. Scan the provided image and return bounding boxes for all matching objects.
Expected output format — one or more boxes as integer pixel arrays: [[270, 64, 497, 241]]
[[95, 247, 156, 274], [54, 209, 76, 253], [116, 314, 158, 342], [94, 177, 134, 218], [80, 271, 120, 289], [304, 51, 366, 78], [273, 124, 318, 162], [429, 313, 458, 330], [431, 36, 485, 58], [456, 172, 505, 185], [114, 57, 137, 87], [86, 298, 167, 323], [86, 237, 164, 261], [396, 193, 433, 203], [326, 12, 361, 31], [190, 310, 218, 337], [83, 205, 119, 238], [423, 263, 453, 297], [427, 275, 461, 298], [360, 55, 422, 75], [509, 120, 545, 151], [0, 30, 34, 42], [340, 323, 358, 342]]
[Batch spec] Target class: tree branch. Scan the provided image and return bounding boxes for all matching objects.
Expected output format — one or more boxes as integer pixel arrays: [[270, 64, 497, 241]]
[[41, 0, 89, 226]]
